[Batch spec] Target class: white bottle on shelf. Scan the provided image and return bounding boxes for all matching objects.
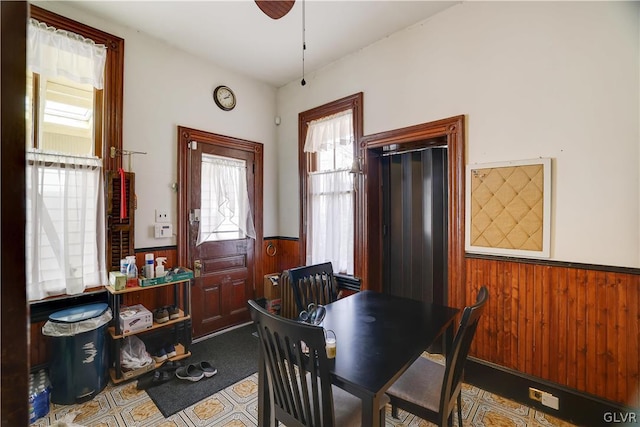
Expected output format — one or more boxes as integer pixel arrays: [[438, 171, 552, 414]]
[[144, 253, 154, 278], [155, 257, 167, 278]]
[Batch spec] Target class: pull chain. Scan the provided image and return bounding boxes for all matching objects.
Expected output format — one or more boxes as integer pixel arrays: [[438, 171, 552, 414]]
[[301, 0, 306, 86]]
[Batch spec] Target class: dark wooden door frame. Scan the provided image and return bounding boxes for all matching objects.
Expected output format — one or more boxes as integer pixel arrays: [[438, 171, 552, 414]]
[[177, 126, 264, 296], [361, 115, 466, 308], [2, 2, 29, 424]]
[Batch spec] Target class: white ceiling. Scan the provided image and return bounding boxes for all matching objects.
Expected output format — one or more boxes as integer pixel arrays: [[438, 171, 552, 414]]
[[59, 1, 458, 87]]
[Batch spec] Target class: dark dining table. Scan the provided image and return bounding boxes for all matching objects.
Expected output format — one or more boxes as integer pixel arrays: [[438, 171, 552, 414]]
[[257, 290, 460, 427]]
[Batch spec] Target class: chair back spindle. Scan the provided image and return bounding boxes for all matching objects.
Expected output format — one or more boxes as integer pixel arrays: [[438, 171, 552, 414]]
[[249, 300, 336, 426], [287, 262, 337, 317], [387, 286, 489, 427]]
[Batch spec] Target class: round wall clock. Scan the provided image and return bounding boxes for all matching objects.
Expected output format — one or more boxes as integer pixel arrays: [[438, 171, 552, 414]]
[[213, 85, 236, 111]]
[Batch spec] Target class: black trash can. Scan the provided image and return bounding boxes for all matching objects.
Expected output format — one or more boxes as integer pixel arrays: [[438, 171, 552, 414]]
[[43, 303, 111, 405]]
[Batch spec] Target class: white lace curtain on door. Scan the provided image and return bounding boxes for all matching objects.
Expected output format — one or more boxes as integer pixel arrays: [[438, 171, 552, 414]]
[[198, 154, 256, 245]]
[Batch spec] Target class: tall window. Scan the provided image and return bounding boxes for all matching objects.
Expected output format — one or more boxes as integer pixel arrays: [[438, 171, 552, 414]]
[[299, 93, 363, 276], [26, 17, 108, 301], [304, 111, 355, 274]]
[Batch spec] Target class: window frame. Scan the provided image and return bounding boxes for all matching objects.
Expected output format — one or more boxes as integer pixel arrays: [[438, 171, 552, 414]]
[[30, 5, 123, 172], [298, 93, 364, 280], [28, 5, 124, 299], [28, 74, 98, 155]]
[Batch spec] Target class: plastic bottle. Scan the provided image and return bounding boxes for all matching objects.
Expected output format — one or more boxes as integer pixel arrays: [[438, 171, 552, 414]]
[[155, 257, 167, 278], [125, 255, 138, 287], [144, 253, 154, 278]]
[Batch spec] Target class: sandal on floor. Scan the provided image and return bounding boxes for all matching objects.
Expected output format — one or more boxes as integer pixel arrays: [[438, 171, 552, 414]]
[[198, 361, 218, 378], [175, 364, 204, 382]]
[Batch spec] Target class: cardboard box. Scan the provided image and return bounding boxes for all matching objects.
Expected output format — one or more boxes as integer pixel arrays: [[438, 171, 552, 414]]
[[120, 362, 155, 380], [139, 269, 194, 287], [119, 304, 152, 334], [109, 271, 126, 291], [264, 273, 280, 300]]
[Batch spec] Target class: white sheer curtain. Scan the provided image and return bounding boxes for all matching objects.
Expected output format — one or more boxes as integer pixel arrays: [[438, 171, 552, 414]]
[[27, 18, 107, 89], [304, 110, 355, 275], [303, 110, 353, 153], [198, 154, 256, 245], [307, 170, 354, 274], [26, 18, 107, 300], [26, 152, 106, 300]]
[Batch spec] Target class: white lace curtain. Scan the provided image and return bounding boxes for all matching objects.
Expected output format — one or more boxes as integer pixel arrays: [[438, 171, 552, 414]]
[[26, 153, 106, 300], [303, 110, 353, 153], [304, 110, 355, 275], [198, 154, 256, 245], [26, 19, 107, 301], [27, 18, 107, 89]]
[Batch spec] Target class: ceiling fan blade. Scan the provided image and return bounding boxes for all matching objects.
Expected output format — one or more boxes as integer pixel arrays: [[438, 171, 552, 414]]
[[255, 0, 295, 20]]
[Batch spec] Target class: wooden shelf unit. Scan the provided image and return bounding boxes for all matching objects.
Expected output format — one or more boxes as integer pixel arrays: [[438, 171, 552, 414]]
[[109, 344, 191, 384], [106, 272, 192, 382]]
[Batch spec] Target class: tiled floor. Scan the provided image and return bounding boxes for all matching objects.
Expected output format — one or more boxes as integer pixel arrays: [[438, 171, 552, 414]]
[[31, 369, 579, 427]]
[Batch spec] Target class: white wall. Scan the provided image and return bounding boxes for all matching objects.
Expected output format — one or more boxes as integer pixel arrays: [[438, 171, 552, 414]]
[[277, 1, 640, 268], [34, 1, 640, 268], [34, 2, 279, 249]]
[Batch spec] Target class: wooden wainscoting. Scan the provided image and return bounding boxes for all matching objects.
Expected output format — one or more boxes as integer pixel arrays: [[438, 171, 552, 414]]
[[261, 238, 301, 275], [129, 247, 179, 308], [465, 256, 639, 407]]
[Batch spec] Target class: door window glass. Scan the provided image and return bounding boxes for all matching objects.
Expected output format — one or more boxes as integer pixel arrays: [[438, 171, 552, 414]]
[[198, 153, 256, 244]]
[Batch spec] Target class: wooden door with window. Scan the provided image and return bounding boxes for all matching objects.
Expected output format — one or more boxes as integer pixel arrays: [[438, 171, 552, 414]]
[[178, 127, 263, 339]]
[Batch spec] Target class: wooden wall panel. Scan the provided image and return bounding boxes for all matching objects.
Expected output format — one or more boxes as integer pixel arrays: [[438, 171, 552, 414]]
[[257, 238, 301, 299], [30, 320, 48, 369], [464, 257, 640, 407], [130, 248, 179, 308], [263, 239, 279, 276], [277, 239, 302, 272]]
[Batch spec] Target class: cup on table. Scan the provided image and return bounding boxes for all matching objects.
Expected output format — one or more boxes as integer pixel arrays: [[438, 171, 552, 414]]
[[325, 329, 336, 359]]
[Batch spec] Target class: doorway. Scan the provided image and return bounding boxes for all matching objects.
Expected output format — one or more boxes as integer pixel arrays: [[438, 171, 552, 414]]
[[382, 147, 448, 305], [362, 115, 466, 309], [177, 126, 263, 339]]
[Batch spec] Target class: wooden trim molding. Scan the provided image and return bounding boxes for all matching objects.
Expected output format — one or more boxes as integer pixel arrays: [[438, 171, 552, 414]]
[[176, 126, 264, 285], [30, 5, 125, 172], [298, 93, 364, 280], [362, 115, 466, 304], [2, 2, 29, 424]]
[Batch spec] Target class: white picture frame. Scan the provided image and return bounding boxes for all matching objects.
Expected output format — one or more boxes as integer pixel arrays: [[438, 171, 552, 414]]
[[465, 158, 552, 259]]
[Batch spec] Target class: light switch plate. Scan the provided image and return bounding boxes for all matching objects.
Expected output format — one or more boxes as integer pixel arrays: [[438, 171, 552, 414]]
[[154, 223, 173, 238]]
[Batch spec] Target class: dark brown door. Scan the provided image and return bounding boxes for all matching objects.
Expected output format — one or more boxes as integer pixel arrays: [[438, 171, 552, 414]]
[[178, 127, 263, 339]]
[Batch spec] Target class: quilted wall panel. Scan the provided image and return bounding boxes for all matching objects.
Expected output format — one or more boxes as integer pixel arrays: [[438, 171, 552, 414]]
[[470, 164, 544, 251]]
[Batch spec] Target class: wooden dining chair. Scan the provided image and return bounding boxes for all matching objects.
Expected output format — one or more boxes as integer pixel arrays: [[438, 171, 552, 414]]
[[287, 262, 338, 317], [248, 299, 387, 427], [386, 286, 489, 427]]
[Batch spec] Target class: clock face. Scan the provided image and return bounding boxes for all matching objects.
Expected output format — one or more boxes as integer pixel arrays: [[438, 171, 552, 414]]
[[214, 86, 236, 111]]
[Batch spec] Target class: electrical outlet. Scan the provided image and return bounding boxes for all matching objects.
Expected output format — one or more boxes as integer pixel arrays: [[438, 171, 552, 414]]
[[529, 387, 543, 402], [529, 387, 559, 410], [155, 209, 169, 223]]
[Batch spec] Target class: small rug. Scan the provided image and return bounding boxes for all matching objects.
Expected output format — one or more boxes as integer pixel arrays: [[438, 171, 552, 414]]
[[145, 323, 259, 418]]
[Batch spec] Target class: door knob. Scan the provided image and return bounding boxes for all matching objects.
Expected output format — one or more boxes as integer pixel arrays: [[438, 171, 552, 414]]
[[194, 260, 202, 277]]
